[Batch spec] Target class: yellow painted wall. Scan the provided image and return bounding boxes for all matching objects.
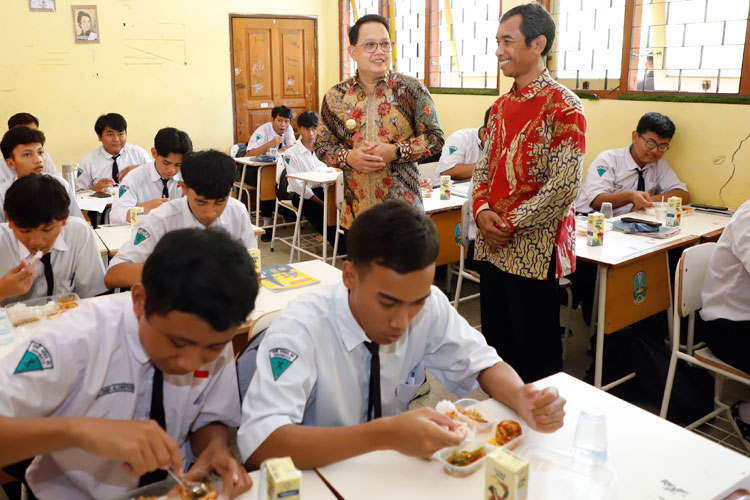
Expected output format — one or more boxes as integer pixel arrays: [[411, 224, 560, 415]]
[[0, 0, 340, 165]]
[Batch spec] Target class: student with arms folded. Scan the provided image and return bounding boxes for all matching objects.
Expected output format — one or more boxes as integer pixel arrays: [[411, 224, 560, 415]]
[[238, 200, 566, 469]]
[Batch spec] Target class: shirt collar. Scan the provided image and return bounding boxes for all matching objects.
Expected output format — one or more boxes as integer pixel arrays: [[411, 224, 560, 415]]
[[512, 69, 553, 100], [147, 160, 161, 182], [625, 144, 652, 171], [99, 145, 123, 160], [333, 282, 372, 352], [353, 70, 391, 92], [122, 293, 151, 365], [181, 196, 219, 228]]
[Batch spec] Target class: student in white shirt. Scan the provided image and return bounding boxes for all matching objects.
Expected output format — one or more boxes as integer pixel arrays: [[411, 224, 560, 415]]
[[434, 107, 490, 185], [76, 112, 150, 193], [105, 149, 258, 289], [0, 228, 257, 499], [110, 127, 192, 224], [279, 111, 342, 250], [238, 200, 566, 469], [0, 113, 58, 183], [0, 126, 83, 223], [575, 112, 690, 216], [0, 175, 105, 305]]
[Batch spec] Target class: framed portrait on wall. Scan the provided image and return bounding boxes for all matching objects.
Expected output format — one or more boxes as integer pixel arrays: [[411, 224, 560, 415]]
[[72, 5, 100, 43], [29, 0, 55, 12]]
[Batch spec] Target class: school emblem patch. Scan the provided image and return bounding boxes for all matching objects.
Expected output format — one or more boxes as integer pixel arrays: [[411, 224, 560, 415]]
[[118, 185, 129, 197], [448, 146, 457, 154], [14, 341, 53, 374], [596, 166, 607, 177], [284, 157, 291, 164], [134, 228, 150, 245], [269, 347, 298, 381], [633, 271, 647, 305], [256, 135, 261, 140]]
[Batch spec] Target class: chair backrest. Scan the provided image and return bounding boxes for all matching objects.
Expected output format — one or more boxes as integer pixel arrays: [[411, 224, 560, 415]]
[[335, 170, 344, 210], [676, 242, 717, 318], [459, 199, 473, 247], [236, 311, 279, 401], [418, 161, 440, 184]]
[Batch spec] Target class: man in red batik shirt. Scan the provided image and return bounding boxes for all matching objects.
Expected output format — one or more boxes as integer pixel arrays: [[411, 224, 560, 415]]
[[472, 3, 586, 383]]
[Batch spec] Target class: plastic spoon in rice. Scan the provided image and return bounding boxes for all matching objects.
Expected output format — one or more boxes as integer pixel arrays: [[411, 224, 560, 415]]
[[167, 468, 210, 498]]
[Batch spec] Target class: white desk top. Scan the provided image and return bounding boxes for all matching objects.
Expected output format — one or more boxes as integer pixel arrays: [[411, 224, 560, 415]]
[[286, 169, 341, 185], [422, 191, 464, 215], [234, 156, 276, 167], [241, 469, 337, 499], [248, 260, 342, 323], [317, 372, 750, 500], [76, 191, 114, 213]]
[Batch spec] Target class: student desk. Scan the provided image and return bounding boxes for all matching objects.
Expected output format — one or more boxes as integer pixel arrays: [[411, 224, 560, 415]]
[[233, 260, 342, 352], [75, 191, 114, 214], [243, 469, 338, 499], [316, 372, 750, 500], [234, 156, 277, 228], [94, 224, 265, 258], [579, 210, 731, 390], [423, 192, 464, 267], [286, 170, 342, 263]]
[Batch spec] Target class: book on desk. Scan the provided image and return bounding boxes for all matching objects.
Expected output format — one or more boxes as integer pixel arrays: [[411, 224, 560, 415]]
[[260, 264, 320, 292]]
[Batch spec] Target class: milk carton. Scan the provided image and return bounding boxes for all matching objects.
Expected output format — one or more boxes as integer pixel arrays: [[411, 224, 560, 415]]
[[129, 207, 145, 230], [264, 457, 300, 500], [666, 196, 682, 227], [587, 212, 605, 246], [440, 175, 451, 200], [485, 447, 529, 500]]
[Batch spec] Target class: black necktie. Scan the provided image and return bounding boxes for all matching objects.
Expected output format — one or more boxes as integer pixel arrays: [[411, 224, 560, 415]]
[[365, 342, 382, 421], [138, 367, 168, 486], [636, 168, 645, 192], [160, 178, 169, 198], [111, 154, 120, 182], [40, 253, 54, 297]]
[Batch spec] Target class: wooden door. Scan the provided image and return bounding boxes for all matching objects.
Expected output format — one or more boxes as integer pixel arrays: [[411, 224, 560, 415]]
[[231, 16, 318, 143]]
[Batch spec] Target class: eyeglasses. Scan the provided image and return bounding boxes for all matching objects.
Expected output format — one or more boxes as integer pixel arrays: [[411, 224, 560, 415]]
[[357, 41, 393, 53], [638, 134, 670, 152]]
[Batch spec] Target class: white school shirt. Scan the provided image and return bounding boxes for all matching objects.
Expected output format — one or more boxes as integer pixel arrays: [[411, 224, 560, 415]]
[[109, 196, 257, 267], [110, 160, 183, 224], [237, 282, 501, 461], [0, 152, 57, 183], [0, 174, 83, 223], [700, 200, 750, 322], [0, 293, 240, 500], [575, 145, 688, 216], [0, 217, 106, 305], [246, 122, 295, 152], [435, 128, 484, 185], [279, 141, 328, 199], [76, 143, 151, 191]]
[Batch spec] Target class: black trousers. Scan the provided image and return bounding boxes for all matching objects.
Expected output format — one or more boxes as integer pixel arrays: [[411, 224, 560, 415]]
[[477, 255, 562, 383], [701, 318, 750, 374], [291, 188, 345, 253]]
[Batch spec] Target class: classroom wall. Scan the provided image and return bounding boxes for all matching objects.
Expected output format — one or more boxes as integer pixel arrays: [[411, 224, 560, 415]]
[[0, 0, 340, 165]]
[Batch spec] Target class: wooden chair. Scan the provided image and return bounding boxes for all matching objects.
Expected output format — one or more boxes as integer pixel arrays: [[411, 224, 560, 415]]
[[659, 242, 750, 453]]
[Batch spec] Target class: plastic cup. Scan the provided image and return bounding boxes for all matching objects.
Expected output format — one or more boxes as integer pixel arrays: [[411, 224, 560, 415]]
[[600, 202, 613, 219], [572, 408, 607, 463], [653, 202, 668, 222]]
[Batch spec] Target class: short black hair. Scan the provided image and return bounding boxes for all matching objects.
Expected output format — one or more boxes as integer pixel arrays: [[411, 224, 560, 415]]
[[271, 106, 293, 120], [180, 149, 236, 199], [347, 200, 439, 274], [142, 228, 258, 332], [483, 106, 492, 129], [1, 127, 46, 160], [8, 113, 39, 129], [348, 14, 389, 46], [94, 113, 127, 136], [4, 175, 70, 228], [77, 10, 91, 24], [636, 112, 676, 139], [297, 111, 319, 129], [501, 3, 556, 57], [153, 127, 192, 157]]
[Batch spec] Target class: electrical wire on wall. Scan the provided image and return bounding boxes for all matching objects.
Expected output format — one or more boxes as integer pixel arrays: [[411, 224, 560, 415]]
[[722, 130, 750, 205]]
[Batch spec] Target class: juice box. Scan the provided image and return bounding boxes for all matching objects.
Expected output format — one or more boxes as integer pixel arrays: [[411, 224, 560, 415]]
[[440, 175, 451, 200], [485, 447, 529, 500], [265, 457, 300, 500], [587, 212, 605, 246], [248, 248, 262, 283], [129, 207, 144, 230], [666, 196, 682, 227]]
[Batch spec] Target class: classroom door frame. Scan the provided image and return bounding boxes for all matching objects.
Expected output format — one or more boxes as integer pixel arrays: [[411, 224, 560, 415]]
[[229, 14, 320, 144]]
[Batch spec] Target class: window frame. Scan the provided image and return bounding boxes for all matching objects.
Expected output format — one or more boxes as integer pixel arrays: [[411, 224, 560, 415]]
[[540, 0, 750, 98]]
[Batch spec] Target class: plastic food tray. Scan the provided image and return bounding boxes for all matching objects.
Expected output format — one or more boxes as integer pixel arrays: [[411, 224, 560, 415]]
[[433, 439, 498, 477], [5, 293, 80, 329]]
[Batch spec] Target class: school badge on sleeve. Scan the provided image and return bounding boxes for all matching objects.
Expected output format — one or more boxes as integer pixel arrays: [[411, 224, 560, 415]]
[[134, 228, 151, 245], [14, 341, 53, 374], [269, 348, 298, 381]]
